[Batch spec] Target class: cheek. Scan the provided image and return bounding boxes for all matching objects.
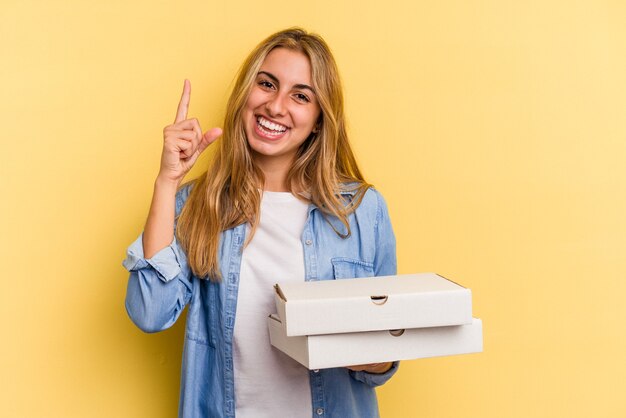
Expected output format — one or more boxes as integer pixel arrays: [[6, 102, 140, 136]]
[[296, 108, 321, 130], [245, 89, 264, 112]]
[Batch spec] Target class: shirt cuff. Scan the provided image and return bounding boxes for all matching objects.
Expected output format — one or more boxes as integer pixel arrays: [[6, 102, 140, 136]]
[[122, 234, 183, 282]]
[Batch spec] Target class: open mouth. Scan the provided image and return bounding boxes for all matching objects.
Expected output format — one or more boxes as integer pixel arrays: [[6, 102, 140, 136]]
[[256, 116, 289, 137]]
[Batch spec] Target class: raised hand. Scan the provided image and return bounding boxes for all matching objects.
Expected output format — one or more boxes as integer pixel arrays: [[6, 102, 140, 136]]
[[158, 79, 222, 185]]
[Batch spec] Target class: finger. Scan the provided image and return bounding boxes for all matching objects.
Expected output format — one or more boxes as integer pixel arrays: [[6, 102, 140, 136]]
[[190, 118, 203, 143], [181, 118, 202, 152], [186, 128, 222, 167], [164, 136, 193, 154], [176, 139, 195, 158], [345, 363, 382, 372], [164, 129, 197, 143], [174, 79, 191, 123], [171, 118, 202, 132], [196, 127, 223, 154]]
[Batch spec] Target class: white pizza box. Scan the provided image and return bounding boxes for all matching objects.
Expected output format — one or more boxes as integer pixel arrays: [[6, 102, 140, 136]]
[[268, 314, 483, 369], [274, 273, 472, 336]]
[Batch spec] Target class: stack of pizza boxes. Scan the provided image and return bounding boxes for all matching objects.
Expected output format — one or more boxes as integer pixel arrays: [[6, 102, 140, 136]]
[[267, 273, 483, 369]]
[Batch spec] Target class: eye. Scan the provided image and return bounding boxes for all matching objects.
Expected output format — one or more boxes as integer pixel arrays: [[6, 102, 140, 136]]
[[258, 79, 275, 90], [294, 92, 311, 103]]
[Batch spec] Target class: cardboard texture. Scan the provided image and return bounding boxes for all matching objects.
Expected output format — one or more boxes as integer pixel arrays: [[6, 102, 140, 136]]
[[268, 314, 483, 369], [274, 273, 472, 336]]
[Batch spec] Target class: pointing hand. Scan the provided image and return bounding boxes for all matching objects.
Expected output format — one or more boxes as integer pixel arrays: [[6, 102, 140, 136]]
[[158, 79, 222, 184]]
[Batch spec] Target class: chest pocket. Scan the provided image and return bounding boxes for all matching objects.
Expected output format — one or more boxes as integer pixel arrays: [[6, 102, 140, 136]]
[[331, 257, 375, 279]]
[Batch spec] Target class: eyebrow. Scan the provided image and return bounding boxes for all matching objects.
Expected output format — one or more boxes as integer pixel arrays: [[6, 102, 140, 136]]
[[257, 71, 316, 95]]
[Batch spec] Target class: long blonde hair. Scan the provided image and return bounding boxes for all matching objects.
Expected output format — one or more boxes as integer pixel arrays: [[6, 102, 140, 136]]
[[176, 28, 370, 280]]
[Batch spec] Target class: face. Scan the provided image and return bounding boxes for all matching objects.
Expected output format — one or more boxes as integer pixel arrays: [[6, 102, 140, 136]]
[[243, 47, 321, 169]]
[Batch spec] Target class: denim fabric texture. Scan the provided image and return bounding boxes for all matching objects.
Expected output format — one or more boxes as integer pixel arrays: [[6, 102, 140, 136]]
[[123, 184, 399, 418]]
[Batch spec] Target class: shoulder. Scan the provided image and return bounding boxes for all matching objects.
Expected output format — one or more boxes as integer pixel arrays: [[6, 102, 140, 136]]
[[336, 185, 392, 231], [360, 187, 386, 207], [357, 188, 395, 248], [349, 186, 389, 218]]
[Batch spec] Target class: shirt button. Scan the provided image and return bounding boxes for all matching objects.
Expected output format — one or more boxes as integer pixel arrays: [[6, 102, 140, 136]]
[[305, 239, 313, 246], [316, 408, 324, 415]]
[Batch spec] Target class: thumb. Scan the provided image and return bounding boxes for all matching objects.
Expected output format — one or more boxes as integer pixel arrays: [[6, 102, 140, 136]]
[[197, 127, 223, 155]]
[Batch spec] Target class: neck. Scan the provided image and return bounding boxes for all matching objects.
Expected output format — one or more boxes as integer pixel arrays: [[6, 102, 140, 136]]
[[254, 153, 293, 192]]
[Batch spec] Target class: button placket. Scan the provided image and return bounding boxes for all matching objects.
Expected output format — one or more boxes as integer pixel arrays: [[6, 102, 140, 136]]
[[302, 223, 317, 280]]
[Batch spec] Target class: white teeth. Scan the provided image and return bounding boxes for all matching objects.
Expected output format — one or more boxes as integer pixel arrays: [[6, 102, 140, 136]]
[[257, 116, 287, 132]]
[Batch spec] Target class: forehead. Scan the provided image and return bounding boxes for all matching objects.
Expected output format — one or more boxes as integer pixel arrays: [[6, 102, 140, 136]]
[[259, 47, 312, 85]]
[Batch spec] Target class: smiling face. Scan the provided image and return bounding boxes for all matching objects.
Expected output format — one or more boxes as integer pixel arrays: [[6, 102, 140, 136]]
[[243, 47, 321, 171]]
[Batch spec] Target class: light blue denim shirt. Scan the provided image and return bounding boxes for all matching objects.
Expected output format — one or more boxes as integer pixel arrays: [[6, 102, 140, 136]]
[[123, 184, 399, 418]]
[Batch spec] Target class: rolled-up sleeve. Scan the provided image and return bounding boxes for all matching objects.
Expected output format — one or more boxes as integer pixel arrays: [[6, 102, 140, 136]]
[[123, 185, 194, 333], [123, 234, 186, 283]]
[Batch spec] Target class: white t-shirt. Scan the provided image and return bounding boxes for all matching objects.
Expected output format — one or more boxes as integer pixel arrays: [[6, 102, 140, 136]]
[[233, 191, 312, 418]]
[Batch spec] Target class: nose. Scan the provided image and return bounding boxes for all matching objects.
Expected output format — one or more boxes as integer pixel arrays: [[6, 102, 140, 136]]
[[265, 92, 287, 117]]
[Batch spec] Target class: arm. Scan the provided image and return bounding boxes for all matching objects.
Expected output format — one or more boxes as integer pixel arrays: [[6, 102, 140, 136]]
[[142, 80, 220, 258], [123, 185, 194, 333], [348, 188, 400, 385], [123, 80, 221, 333]]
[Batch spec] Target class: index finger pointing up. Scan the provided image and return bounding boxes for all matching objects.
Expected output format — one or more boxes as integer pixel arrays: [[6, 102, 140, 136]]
[[175, 79, 191, 123]]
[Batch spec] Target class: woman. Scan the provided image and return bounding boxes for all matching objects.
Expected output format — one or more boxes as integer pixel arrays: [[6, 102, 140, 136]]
[[124, 28, 398, 418]]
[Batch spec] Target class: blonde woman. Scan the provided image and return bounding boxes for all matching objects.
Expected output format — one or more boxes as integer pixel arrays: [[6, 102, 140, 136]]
[[124, 28, 398, 418]]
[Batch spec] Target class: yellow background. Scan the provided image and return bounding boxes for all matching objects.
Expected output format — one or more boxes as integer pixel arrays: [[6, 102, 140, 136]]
[[2, 0, 625, 417]]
